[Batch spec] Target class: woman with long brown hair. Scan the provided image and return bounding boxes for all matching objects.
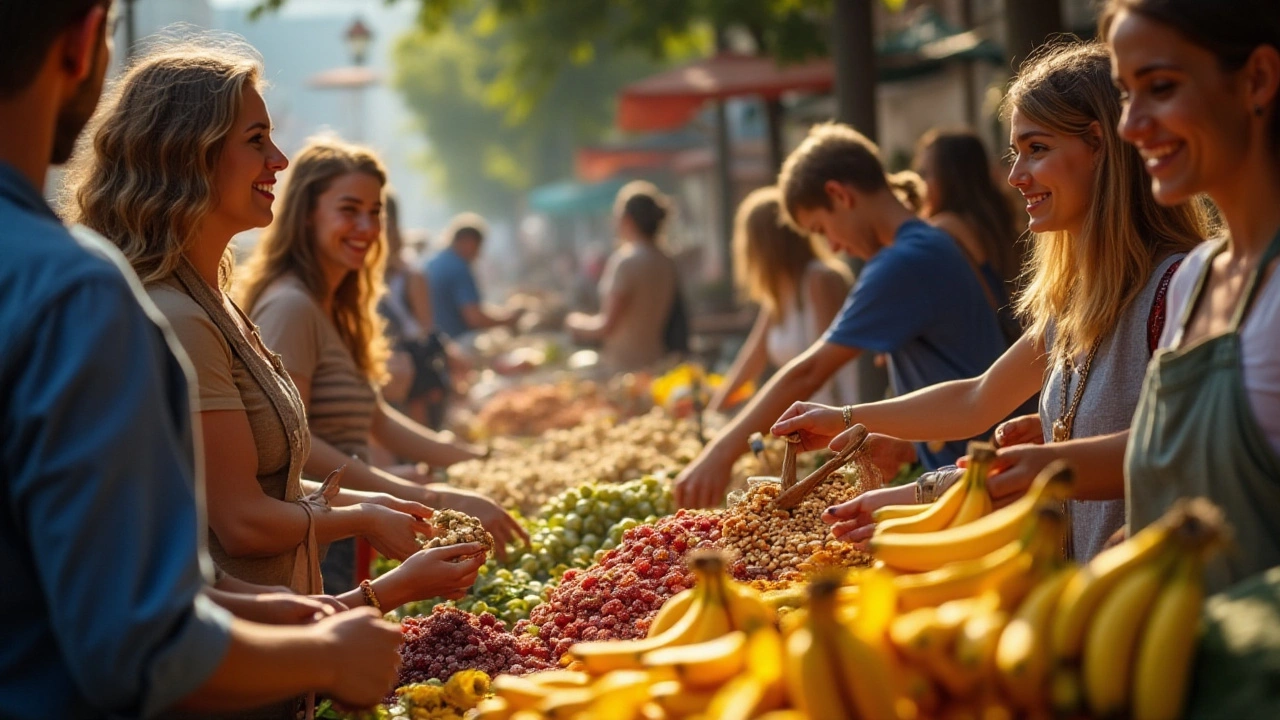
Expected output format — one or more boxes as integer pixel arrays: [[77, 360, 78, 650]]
[[773, 41, 1209, 561], [63, 38, 485, 719], [706, 186, 856, 413], [239, 136, 526, 593]]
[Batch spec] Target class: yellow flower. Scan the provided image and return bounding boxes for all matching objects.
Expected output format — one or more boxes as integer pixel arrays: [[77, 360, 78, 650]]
[[397, 683, 445, 711], [441, 670, 490, 710]]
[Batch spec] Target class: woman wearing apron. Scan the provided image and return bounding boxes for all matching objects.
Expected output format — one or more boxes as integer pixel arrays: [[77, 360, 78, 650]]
[[1105, 0, 1280, 592]]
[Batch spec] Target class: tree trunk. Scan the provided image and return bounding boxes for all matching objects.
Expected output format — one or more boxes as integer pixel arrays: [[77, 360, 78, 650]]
[[763, 98, 785, 175], [1006, 0, 1065, 72], [831, 0, 877, 140]]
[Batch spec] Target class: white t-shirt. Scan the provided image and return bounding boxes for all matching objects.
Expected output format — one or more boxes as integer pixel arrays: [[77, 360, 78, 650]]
[[1160, 241, 1280, 456]]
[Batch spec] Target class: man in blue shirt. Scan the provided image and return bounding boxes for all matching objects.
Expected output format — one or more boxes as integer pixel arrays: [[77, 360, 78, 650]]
[[676, 122, 1013, 508], [0, 2, 401, 716], [425, 213, 521, 339]]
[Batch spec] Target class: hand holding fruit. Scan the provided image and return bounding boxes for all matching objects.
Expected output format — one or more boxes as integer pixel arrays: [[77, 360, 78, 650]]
[[381, 543, 488, 606], [427, 485, 529, 561], [360, 504, 435, 560], [822, 483, 916, 544]]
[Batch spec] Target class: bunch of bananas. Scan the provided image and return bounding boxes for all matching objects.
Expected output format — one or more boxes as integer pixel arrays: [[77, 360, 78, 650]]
[[1035, 498, 1226, 720], [475, 550, 782, 720]]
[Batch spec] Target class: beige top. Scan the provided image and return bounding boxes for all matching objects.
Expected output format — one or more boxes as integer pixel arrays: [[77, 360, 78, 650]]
[[251, 274, 378, 460], [598, 241, 678, 372], [148, 264, 317, 595]]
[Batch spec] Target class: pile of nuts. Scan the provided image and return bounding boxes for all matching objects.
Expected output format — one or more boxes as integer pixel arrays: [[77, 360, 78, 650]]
[[448, 409, 703, 515], [424, 509, 495, 558], [472, 382, 619, 438], [720, 469, 870, 582]]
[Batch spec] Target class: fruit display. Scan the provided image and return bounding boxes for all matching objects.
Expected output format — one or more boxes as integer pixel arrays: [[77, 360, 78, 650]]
[[720, 469, 870, 582], [470, 381, 623, 439], [316, 670, 489, 720], [397, 607, 554, 685], [447, 408, 703, 515], [518, 510, 725, 659], [424, 508, 495, 557]]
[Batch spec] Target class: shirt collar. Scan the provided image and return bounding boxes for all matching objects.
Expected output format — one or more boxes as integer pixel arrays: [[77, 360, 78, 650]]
[[0, 162, 58, 221]]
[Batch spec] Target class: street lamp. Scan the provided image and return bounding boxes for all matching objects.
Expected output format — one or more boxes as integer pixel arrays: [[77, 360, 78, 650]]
[[345, 18, 373, 66]]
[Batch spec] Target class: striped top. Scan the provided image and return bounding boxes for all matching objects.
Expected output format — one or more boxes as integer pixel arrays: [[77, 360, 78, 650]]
[[251, 275, 377, 461]]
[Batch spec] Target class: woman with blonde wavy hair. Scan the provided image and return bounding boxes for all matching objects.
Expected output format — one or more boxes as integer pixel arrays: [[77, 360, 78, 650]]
[[62, 39, 487, 667], [772, 41, 1209, 562], [706, 186, 857, 413], [239, 136, 527, 593]]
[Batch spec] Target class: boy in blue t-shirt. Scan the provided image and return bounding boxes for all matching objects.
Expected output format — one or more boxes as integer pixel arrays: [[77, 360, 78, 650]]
[[675, 122, 1011, 509]]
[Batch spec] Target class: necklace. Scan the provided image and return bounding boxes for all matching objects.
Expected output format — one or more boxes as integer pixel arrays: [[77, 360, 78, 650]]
[[1051, 338, 1102, 443]]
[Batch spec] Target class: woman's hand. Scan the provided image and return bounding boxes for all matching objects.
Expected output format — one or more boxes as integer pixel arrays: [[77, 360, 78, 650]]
[[315, 608, 404, 707], [770, 402, 846, 452], [358, 504, 434, 561], [993, 414, 1044, 449], [246, 592, 344, 625], [821, 483, 916, 545], [986, 443, 1054, 506], [380, 543, 488, 604], [358, 492, 434, 522], [428, 486, 529, 561]]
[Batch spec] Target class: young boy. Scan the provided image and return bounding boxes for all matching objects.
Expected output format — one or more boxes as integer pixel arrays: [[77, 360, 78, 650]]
[[675, 122, 1013, 508]]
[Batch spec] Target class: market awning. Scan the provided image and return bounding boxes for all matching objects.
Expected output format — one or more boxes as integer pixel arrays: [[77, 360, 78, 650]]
[[617, 53, 835, 134], [575, 129, 706, 183], [527, 177, 630, 217]]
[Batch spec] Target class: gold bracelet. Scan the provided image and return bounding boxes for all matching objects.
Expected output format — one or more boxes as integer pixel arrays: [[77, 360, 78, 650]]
[[359, 579, 382, 612], [842, 404, 853, 429]]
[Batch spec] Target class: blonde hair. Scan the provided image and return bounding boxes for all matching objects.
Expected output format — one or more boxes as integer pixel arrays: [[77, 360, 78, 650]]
[[239, 137, 391, 383], [733, 186, 851, 316], [1002, 41, 1207, 358], [62, 35, 263, 290]]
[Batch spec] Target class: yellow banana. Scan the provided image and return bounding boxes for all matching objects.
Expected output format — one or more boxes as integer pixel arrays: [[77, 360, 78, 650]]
[[522, 669, 591, 688], [1048, 665, 1084, 718], [642, 630, 747, 689], [900, 664, 941, 718], [1051, 521, 1172, 663], [705, 671, 784, 720], [888, 606, 943, 661], [1082, 548, 1175, 717], [954, 606, 1010, 682], [1131, 552, 1205, 720], [471, 696, 512, 720], [995, 567, 1075, 710], [491, 674, 559, 711], [649, 587, 697, 637], [761, 586, 806, 612], [573, 551, 735, 674], [947, 443, 996, 529], [874, 469, 970, 534], [722, 580, 777, 634], [648, 679, 716, 718], [538, 687, 596, 719], [753, 712, 808, 720], [870, 463, 1073, 572], [785, 622, 853, 720], [873, 501, 932, 522], [584, 670, 662, 720]]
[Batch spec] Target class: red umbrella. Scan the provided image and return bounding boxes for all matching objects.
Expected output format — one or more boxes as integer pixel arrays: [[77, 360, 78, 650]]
[[617, 52, 834, 133]]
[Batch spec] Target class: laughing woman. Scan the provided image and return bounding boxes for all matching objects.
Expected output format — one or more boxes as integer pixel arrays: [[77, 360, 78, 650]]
[[1104, 0, 1280, 590], [239, 137, 526, 592]]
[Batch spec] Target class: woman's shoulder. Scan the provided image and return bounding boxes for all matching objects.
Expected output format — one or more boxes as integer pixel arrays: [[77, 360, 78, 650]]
[[146, 278, 208, 323], [145, 279, 233, 358], [252, 275, 322, 319]]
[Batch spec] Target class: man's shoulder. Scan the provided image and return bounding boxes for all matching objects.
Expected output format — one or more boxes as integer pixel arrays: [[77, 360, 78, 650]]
[[873, 220, 965, 273], [0, 216, 135, 324]]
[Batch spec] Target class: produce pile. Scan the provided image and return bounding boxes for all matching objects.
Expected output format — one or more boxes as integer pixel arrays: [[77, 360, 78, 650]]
[[397, 607, 554, 687], [423, 509, 494, 556], [518, 510, 724, 659], [720, 470, 870, 583], [470, 382, 619, 438], [447, 408, 702, 515], [477, 459, 1229, 720]]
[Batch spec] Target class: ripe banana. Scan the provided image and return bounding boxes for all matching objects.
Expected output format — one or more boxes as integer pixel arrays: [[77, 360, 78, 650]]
[[875, 469, 969, 534], [1131, 552, 1205, 720], [723, 580, 777, 634], [648, 587, 696, 637], [1051, 521, 1172, 663], [889, 606, 943, 661], [471, 697, 511, 720], [1082, 549, 1175, 717], [491, 674, 561, 711], [995, 566, 1075, 710], [785, 622, 854, 720], [827, 620, 901, 720], [870, 463, 1072, 572], [954, 606, 1010, 682], [873, 501, 932, 522], [648, 679, 716, 717], [877, 442, 995, 535], [642, 630, 746, 688]]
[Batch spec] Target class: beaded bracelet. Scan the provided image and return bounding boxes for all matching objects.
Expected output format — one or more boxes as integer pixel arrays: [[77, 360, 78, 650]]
[[359, 579, 382, 612]]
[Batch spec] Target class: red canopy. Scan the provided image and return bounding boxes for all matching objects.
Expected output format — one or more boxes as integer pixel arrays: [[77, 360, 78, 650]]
[[617, 52, 834, 133]]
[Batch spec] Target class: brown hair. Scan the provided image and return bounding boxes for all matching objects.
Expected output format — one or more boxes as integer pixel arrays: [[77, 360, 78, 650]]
[[0, 0, 105, 97], [63, 37, 262, 290], [778, 122, 890, 225], [732, 186, 852, 317], [1100, 0, 1280, 150], [1002, 41, 1208, 358], [445, 211, 487, 246], [239, 136, 391, 383], [888, 170, 927, 214], [615, 180, 671, 241], [916, 129, 1022, 287]]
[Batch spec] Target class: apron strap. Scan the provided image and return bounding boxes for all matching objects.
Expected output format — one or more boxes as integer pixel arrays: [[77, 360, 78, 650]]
[[1174, 239, 1228, 346], [1229, 227, 1280, 331]]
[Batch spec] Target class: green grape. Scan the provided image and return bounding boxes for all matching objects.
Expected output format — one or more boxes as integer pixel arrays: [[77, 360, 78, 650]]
[[562, 513, 583, 533], [580, 533, 600, 549]]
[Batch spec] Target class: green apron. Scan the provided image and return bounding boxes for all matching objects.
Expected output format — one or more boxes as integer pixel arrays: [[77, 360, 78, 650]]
[[1126, 230, 1280, 594]]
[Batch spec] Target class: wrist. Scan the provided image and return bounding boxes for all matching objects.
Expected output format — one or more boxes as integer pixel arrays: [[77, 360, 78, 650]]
[[368, 573, 405, 611]]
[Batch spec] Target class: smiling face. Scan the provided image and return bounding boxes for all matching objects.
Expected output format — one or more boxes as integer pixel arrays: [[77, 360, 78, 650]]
[[310, 171, 384, 282], [1108, 9, 1264, 206], [1006, 109, 1100, 238], [790, 181, 879, 260], [209, 85, 287, 235]]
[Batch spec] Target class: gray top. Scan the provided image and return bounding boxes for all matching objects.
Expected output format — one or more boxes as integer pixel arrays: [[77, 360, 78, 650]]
[[1041, 253, 1184, 561]]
